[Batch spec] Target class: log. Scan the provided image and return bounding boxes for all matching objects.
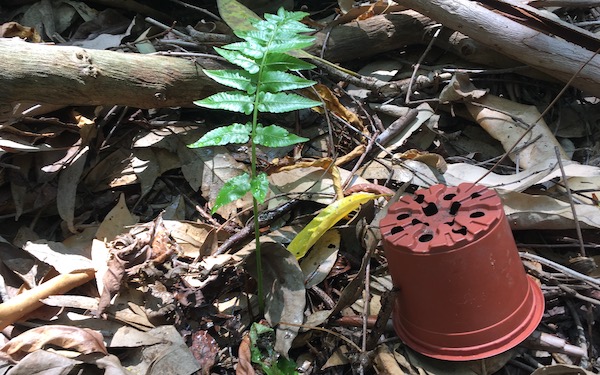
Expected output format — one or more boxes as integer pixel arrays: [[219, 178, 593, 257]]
[[0, 37, 223, 118], [398, 0, 600, 97], [0, 7, 590, 117]]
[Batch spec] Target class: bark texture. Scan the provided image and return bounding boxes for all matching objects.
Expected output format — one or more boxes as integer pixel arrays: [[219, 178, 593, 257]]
[[399, 0, 600, 96]]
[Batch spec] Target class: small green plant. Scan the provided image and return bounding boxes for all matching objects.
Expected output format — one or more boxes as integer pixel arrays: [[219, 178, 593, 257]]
[[249, 322, 298, 375], [188, 8, 321, 312]]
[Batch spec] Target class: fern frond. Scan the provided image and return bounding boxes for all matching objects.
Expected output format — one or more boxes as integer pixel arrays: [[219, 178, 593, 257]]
[[260, 71, 315, 92], [257, 92, 321, 113], [194, 91, 254, 115], [214, 47, 259, 74], [204, 70, 256, 93]]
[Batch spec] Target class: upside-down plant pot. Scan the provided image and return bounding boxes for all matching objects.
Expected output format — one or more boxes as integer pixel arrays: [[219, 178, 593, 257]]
[[379, 183, 544, 361]]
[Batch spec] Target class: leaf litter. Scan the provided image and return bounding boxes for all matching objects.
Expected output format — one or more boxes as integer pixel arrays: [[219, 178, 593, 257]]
[[1, 0, 600, 374]]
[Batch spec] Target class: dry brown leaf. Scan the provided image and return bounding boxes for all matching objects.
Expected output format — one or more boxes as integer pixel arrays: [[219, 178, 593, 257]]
[[190, 330, 219, 375], [373, 344, 406, 375], [0, 325, 108, 363], [0, 21, 42, 42], [304, 84, 364, 129], [236, 333, 256, 375]]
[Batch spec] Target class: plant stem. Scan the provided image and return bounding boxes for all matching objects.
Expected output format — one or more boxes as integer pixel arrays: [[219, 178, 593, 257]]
[[252, 196, 264, 314], [251, 75, 264, 315]]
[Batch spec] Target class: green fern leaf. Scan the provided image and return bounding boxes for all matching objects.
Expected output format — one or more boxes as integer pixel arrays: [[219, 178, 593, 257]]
[[235, 30, 271, 45], [212, 173, 252, 213], [255, 124, 309, 147], [204, 70, 256, 94], [250, 173, 269, 203], [223, 40, 265, 59], [257, 92, 321, 113], [194, 92, 254, 115], [214, 47, 259, 74], [188, 123, 251, 148], [262, 53, 315, 71], [260, 71, 315, 92], [266, 38, 315, 53]]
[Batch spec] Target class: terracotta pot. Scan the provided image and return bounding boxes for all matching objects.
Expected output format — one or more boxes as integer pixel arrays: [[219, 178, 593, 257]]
[[379, 183, 544, 361]]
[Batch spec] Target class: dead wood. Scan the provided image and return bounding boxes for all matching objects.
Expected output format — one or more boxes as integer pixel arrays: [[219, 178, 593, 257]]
[[0, 37, 223, 118], [399, 0, 600, 97], [0, 7, 590, 117]]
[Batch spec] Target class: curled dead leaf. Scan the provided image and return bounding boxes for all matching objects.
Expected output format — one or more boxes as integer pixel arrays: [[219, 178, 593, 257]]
[[1, 325, 108, 363]]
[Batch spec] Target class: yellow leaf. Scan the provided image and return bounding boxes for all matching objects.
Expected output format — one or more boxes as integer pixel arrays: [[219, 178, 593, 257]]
[[217, 0, 261, 32], [288, 193, 378, 259]]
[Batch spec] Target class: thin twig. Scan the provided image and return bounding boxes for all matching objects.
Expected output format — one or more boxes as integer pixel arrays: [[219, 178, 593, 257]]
[[471, 47, 600, 187], [168, 0, 221, 20], [565, 299, 590, 367], [554, 146, 586, 257], [520, 252, 600, 288], [405, 25, 442, 104]]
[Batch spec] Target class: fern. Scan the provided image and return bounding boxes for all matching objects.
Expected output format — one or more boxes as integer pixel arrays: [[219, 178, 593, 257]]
[[188, 7, 321, 312]]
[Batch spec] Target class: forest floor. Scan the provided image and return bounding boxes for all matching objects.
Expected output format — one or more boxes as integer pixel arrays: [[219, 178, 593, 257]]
[[1, 0, 600, 374]]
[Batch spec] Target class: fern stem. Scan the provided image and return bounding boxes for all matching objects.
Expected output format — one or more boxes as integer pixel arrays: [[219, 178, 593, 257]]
[[252, 196, 264, 314], [252, 65, 265, 315]]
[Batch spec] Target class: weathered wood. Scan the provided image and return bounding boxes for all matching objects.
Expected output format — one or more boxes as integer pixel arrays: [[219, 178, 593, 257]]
[[0, 37, 223, 117], [398, 0, 600, 97], [1, 6, 594, 118]]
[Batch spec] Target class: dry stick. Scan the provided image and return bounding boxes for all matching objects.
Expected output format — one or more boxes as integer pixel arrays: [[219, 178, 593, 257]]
[[360, 259, 371, 373], [554, 146, 586, 257], [565, 299, 590, 368], [471, 47, 600, 188], [277, 321, 362, 352], [520, 252, 600, 288], [342, 130, 380, 189], [405, 25, 442, 105]]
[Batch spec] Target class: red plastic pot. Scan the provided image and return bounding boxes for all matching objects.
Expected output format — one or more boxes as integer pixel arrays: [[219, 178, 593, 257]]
[[379, 183, 544, 361]]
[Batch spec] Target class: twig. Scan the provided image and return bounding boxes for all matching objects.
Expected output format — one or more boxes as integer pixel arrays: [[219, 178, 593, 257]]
[[525, 330, 587, 357], [471, 46, 600, 187], [144, 17, 189, 40], [520, 252, 600, 288], [167, 0, 221, 20], [565, 299, 590, 367], [160, 178, 223, 229], [366, 289, 396, 351], [554, 146, 586, 257], [405, 25, 442, 104], [342, 130, 380, 189], [214, 200, 299, 255], [277, 321, 362, 352], [361, 259, 371, 356]]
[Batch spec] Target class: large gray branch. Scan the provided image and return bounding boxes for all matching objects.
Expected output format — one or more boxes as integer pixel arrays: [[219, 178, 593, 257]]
[[398, 0, 600, 96]]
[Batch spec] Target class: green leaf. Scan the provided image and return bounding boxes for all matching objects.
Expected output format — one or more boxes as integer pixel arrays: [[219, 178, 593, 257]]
[[194, 91, 254, 115], [214, 47, 259, 74], [260, 71, 316, 92], [266, 38, 315, 53], [262, 53, 315, 71], [223, 40, 265, 59], [235, 30, 271, 44], [212, 173, 251, 213], [255, 125, 309, 147], [203, 70, 256, 93], [257, 92, 322, 113], [187, 123, 251, 148], [250, 173, 269, 203]]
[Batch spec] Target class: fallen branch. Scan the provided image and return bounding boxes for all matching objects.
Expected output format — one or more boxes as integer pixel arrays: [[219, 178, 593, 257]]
[[1, 6, 594, 118], [398, 0, 600, 96]]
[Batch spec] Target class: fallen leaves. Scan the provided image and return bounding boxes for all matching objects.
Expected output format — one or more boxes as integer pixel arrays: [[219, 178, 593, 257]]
[[0, 325, 108, 363]]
